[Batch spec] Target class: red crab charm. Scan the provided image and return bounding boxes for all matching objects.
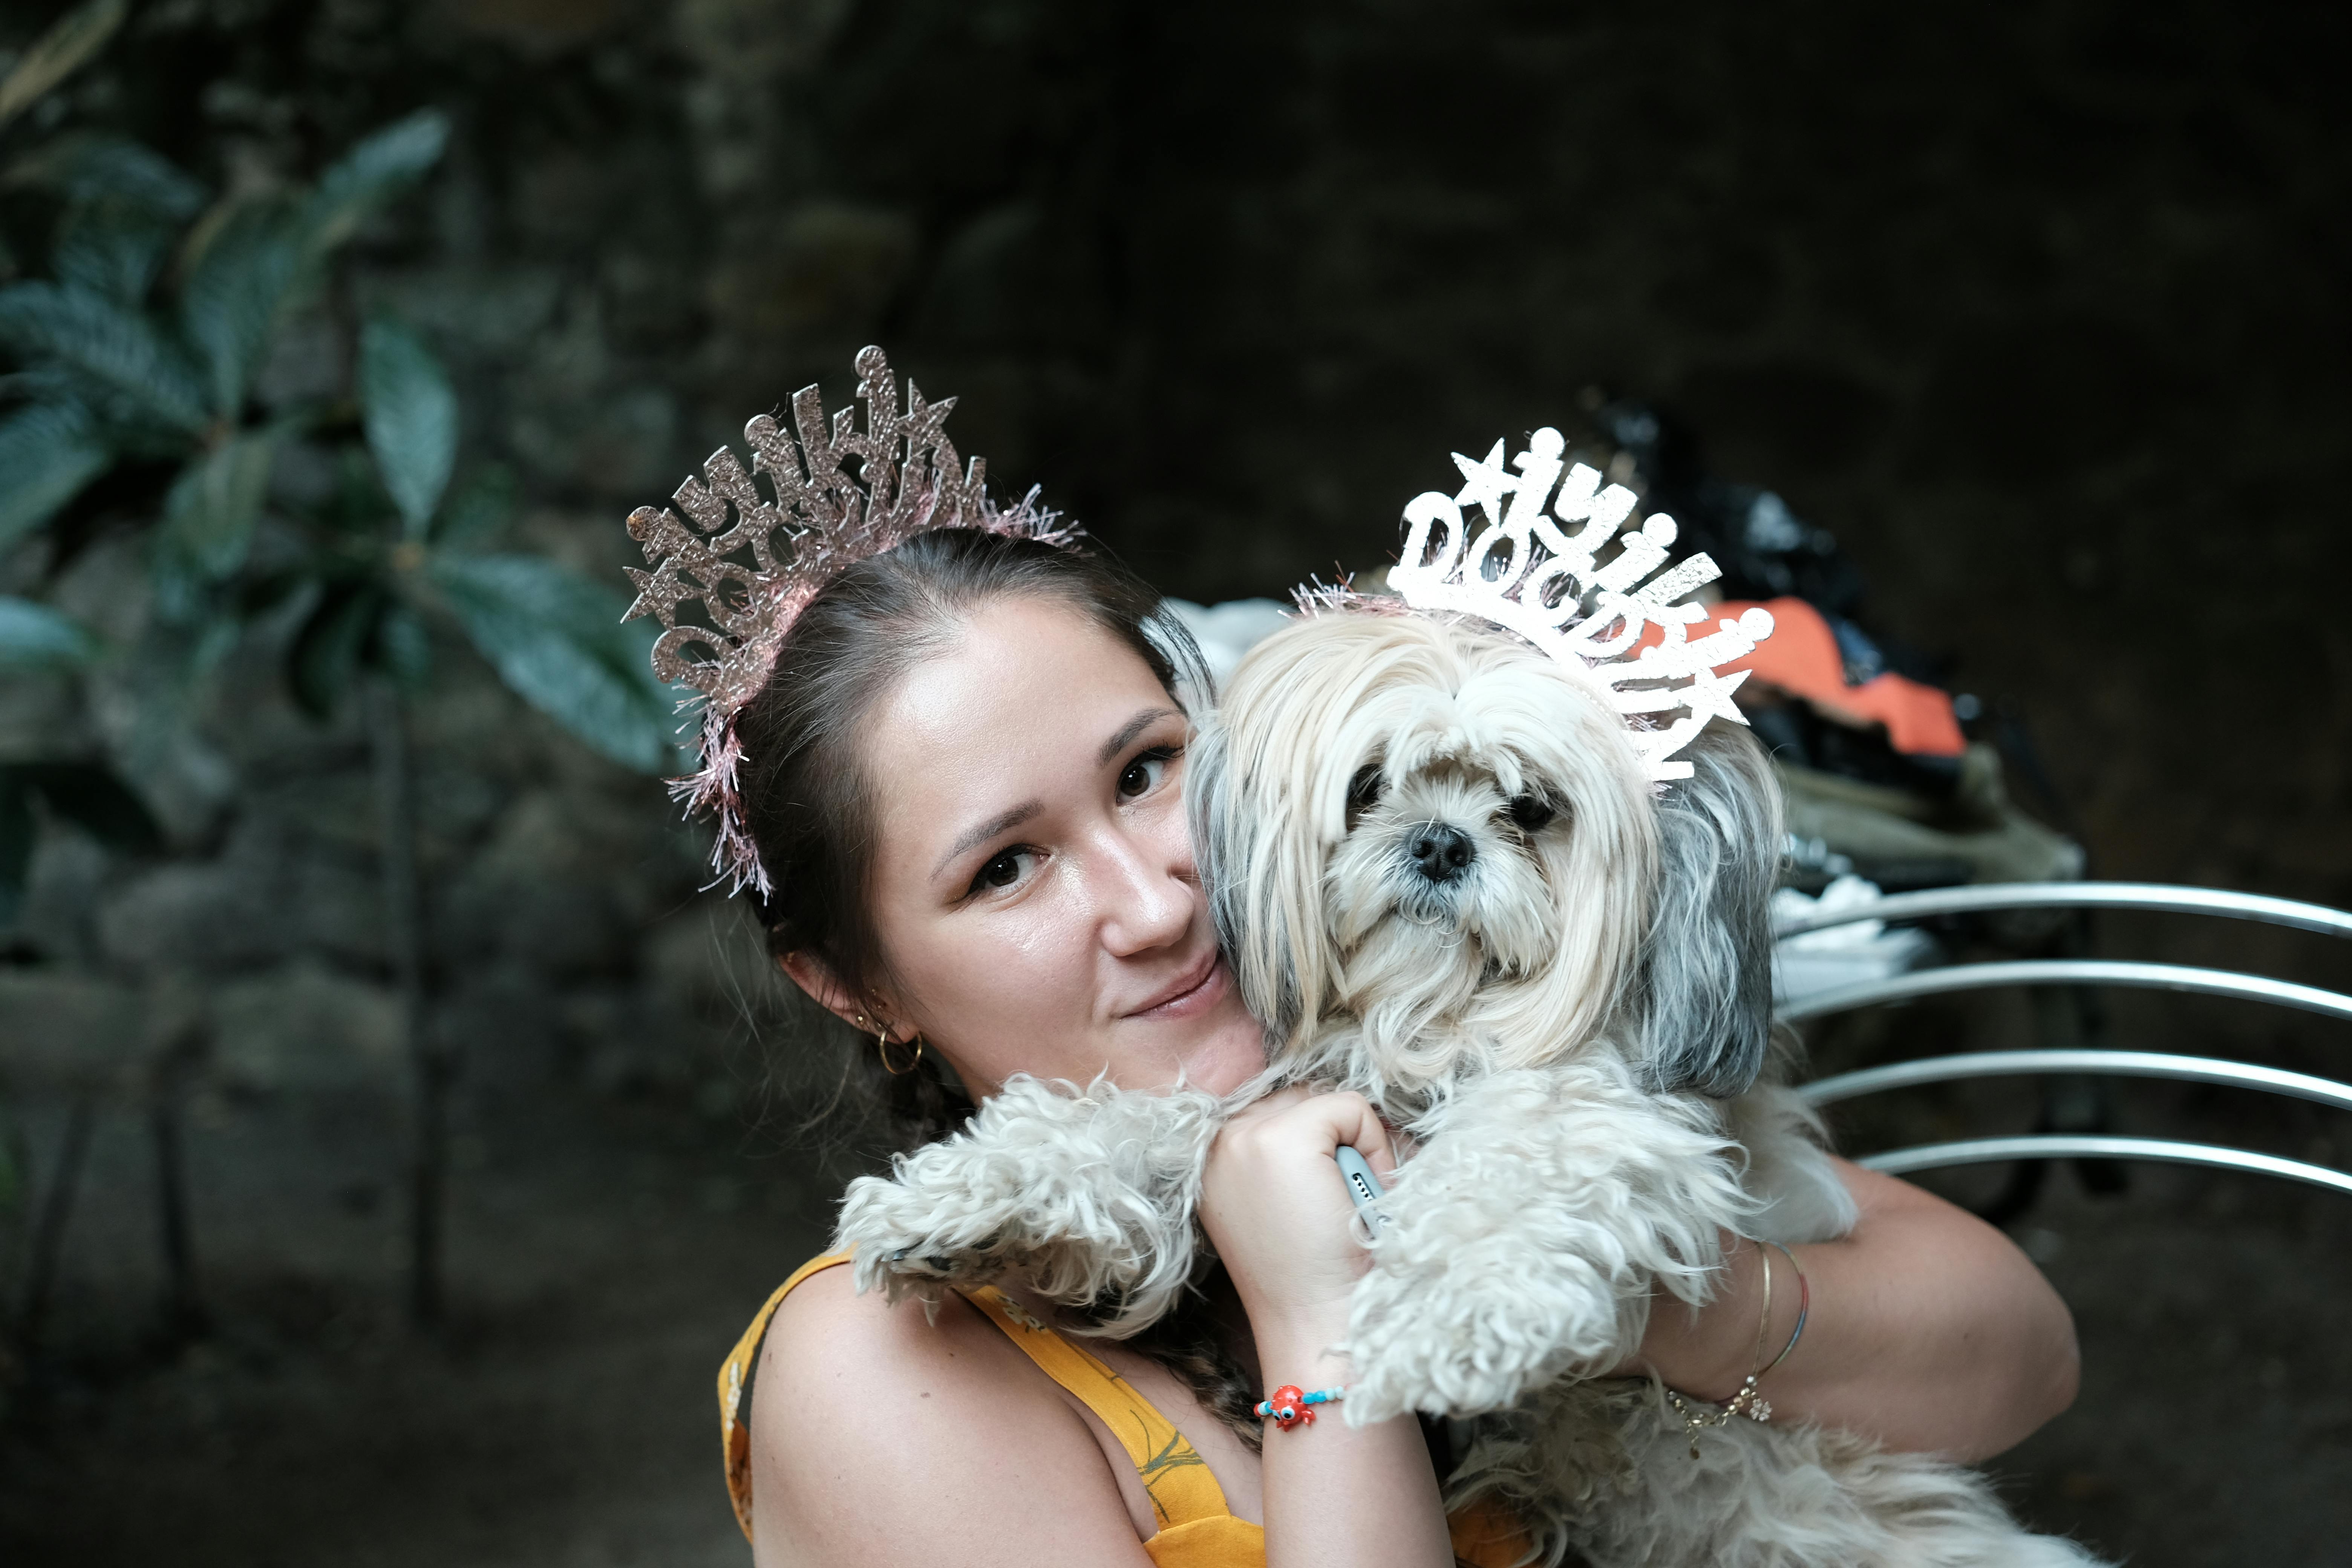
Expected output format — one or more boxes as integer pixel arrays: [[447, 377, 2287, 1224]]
[[1262, 1385, 1311, 1429]]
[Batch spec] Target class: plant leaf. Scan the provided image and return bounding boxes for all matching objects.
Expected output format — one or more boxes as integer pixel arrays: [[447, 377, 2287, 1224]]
[[0, 596, 98, 669], [236, 566, 310, 622], [432, 462, 515, 548], [0, 280, 209, 432], [0, 0, 129, 132], [177, 198, 302, 420], [155, 430, 277, 587], [0, 399, 111, 551], [287, 577, 384, 719], [359, 315, 456, 536], [171, 112, 445, 420], [5, 132, 205, 219], [429, 553, 680, 774], [0, 769, 31, 926], [53, 197, 182, 305], [18, 761, 162, 853], [297, 110, 449, 262], [306, 443, 392, 534], [374, 596, 432, 692]]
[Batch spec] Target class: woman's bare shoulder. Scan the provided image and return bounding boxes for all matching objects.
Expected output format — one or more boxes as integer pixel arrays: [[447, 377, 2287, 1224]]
[[747, 1268, 1153, 1566], [758, 1262, 998, 1378]]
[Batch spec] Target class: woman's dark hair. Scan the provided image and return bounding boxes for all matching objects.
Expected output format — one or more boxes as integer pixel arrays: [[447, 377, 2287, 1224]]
[[735, 526, 1200, 1144], [733, 526, 1259, 1438]]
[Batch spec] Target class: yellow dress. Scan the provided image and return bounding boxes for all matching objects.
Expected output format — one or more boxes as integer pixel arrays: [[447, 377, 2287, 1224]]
[[718, 1254, 1531, 1567]]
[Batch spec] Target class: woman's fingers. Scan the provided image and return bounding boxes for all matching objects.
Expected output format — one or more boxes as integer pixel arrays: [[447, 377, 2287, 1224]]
[[1293, 1089, 1395, 1178], [1223, 1090, 1383, 1166], [1220, 1087, 1393, 1175]]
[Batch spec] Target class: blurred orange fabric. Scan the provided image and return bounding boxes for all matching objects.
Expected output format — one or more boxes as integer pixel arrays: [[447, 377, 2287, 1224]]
[[1642, 596, 1965, 757]]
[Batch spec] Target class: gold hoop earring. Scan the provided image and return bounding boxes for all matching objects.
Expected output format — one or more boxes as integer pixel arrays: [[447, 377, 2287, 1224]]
[[876, 1026, 924, 1075]]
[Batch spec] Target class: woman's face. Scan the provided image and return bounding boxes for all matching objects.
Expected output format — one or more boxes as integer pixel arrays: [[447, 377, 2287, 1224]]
[[823, 596, 1265, 1099]]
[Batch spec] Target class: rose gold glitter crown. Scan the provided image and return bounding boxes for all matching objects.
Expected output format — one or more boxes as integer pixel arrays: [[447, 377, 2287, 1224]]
[[623, 345, 1083, 897]]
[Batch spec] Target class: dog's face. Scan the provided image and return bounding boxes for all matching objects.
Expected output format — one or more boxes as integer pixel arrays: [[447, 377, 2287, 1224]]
[[1191, 608, 1661, 1095]]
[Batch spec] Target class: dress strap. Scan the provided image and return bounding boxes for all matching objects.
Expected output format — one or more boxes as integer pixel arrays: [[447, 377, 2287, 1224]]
[[718, 1251, 853, 1541], [961, 1285, 1235, 1532]]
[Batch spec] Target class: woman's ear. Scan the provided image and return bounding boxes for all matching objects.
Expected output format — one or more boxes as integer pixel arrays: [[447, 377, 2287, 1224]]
[[778, 951, 873, 1033]]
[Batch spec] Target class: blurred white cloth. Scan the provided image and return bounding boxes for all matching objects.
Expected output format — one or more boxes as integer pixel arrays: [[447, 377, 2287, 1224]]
[[1162, 598, 1294, 692], [1770, 874, 1936, 1008]]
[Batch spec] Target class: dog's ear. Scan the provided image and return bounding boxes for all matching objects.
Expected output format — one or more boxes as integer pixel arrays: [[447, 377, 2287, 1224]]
[[1187, 707, 1319, 1050], [1632, 722, 1783, 1098]]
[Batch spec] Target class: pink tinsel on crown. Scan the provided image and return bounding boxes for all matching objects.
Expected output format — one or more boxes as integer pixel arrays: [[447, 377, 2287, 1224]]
[[623, 347, 1083, 899]]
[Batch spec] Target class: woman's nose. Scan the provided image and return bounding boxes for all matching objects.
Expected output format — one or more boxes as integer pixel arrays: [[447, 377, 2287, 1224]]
[[1096, 833, 1194, 956]]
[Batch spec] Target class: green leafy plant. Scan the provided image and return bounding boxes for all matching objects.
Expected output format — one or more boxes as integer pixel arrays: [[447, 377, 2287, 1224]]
[[0, 105, 675, 770], [271, 314, 678, 770], [0, 760, 159, 925], [259, 314, 681, 1324], [0, 111, 456, 929], [0, 66, 684, 1326]]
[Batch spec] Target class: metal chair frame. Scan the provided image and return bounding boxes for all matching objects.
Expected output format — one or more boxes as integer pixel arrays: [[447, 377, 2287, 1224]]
[[1776, 882, 2352, 1196]]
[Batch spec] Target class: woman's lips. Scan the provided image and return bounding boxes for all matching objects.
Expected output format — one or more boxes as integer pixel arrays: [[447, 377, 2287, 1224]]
[[1124, 951, 1231, 1021]]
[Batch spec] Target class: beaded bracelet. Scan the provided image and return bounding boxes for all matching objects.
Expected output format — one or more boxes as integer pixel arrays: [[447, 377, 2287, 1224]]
[[1254, 1384, 1346, 1430]]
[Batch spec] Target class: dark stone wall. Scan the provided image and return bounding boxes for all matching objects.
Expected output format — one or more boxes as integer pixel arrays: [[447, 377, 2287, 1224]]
[[51, 0, 2346, 900]]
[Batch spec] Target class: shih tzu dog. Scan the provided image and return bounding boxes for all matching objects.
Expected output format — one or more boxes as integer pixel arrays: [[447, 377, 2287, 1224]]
[[835, 448, 2100, 1566]]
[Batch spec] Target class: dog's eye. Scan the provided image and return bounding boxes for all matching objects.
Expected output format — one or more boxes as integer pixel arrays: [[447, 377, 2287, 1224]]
[[1347, 766, 1384, 814], [1507, 795, 1556, 833]]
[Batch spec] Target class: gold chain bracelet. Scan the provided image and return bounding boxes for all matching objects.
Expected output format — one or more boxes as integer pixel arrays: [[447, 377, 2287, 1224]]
[[1664, 1239, 1808, 1459]]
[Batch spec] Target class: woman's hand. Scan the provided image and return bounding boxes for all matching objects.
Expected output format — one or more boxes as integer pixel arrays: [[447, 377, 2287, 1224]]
[[1196, 1086, 1395, 1352]]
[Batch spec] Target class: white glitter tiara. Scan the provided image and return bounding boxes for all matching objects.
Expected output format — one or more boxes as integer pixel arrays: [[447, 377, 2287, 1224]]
[[1385, 426, 1774, 782]]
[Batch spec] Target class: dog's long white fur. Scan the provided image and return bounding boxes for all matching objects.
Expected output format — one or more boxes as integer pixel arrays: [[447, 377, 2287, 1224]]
[[834, 609, 2101, 1567]]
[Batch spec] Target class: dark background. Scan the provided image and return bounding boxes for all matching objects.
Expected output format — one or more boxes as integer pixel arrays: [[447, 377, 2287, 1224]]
[[2, 3, 2347, 1565]]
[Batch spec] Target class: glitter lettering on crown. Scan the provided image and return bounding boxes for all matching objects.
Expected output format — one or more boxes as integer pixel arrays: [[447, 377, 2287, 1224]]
[[1386, 426, 1774, 782], [622, 345, 1082, 897]]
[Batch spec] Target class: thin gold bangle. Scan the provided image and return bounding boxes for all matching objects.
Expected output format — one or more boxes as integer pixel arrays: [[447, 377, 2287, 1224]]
[[1664, 1236, 1782, 1457], [1760, 1241, 1808, 1377], [1749, 1239, 1775, 1380]]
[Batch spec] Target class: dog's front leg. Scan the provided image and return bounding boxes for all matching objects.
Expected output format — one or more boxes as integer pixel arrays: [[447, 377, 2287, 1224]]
[[832, 1076, 1224, 1334], [1342, 1056, 1753, 1422]]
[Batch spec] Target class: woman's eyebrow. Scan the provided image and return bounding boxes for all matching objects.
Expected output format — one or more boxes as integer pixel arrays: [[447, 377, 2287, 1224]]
[[1096, 706, 1179, 767], [933, 800, 1043, 878]]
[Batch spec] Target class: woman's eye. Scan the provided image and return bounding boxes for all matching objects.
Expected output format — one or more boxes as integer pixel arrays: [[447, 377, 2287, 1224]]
[[1118, 747, 1174, 799], [1508, 795, 1556, 833], [973, 849, 1029, 893]]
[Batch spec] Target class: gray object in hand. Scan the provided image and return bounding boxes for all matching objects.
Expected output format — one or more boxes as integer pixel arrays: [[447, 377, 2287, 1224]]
[[1334, 1144, 1390, 1234]]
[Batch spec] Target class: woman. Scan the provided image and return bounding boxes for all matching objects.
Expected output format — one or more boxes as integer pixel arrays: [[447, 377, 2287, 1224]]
[[707, 530, 2079, 1568]]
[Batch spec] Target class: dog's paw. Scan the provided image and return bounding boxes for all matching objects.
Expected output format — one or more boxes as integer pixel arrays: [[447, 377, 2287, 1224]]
[[833, 1171, 1012, 1301], [828, 1075, 1228, 1329], [1338, 1063, 1752, 1420], [1343, 1246, 1628, 1421]]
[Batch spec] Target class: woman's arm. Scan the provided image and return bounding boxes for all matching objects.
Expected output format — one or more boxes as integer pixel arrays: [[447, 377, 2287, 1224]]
[[1198, 1089, 1456, 1568], [1625, 1157, 2081, 1461]]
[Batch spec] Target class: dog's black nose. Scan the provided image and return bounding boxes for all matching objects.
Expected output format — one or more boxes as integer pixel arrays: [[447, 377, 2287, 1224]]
[[1408, 824, 1475, 882]]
